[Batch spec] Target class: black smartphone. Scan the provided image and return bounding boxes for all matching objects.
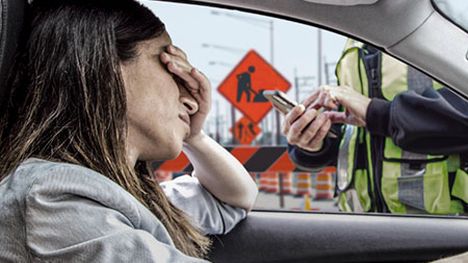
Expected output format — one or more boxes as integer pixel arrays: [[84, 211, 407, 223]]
[[262, 90, 338, 138]]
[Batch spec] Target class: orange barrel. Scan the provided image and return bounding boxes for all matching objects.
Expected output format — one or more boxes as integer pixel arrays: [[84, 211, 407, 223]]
[[265, 172, 279, 193], [295, 172, 312, 196], [314, 166, 336, 200], [280, 172, 294, 195], [258, 172, 269, 192]]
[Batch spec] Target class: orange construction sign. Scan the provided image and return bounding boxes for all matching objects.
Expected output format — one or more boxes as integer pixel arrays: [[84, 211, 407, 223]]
[[218, 50, 291, 123], [230, 117, 261, 145]]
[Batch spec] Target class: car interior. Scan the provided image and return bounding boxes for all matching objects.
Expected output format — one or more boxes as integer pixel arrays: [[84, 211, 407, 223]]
[[1, 0, 467, 262]]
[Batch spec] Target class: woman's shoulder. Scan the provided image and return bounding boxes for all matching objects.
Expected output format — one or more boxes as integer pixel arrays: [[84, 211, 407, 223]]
[[16, 157, 101, 177], [2, 158, 142, 221], [1, 158, 92, 197], [4, 158, 119, 194]]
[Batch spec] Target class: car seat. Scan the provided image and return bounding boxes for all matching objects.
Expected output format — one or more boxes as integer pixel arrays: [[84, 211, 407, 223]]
[[0, 0, 28, 100]]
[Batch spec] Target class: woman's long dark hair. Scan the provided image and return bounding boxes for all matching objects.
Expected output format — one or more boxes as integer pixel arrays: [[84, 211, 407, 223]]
[[0, 0, 211, 258]]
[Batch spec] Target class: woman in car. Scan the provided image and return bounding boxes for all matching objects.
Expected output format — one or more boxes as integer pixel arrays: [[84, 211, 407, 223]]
[[0, 0, 258, 262]]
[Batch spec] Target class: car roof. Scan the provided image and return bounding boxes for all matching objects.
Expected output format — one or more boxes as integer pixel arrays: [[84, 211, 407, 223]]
[[156, 0, 468, 98]]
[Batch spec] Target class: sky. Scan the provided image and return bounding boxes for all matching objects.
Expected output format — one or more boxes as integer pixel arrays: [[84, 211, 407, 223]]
[[140, 0, 347, 143], [434, 0, 468, 30]]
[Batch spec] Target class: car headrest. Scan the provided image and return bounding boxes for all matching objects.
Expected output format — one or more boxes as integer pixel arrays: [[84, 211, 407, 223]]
[[0, 0, 28, 97]]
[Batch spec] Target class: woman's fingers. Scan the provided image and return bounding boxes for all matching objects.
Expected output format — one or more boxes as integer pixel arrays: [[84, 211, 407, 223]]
[[190, 68, 212, 108], [168, 62, 199, 89], [167, 45, 188, 60], [190, 68, 210, 92], [160, 49, 214, 117], [161, 52, 200, 91]]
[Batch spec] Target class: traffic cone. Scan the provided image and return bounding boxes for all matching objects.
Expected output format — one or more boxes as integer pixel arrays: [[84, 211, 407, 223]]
[[303, 194, 312, 211], [314, 167, 336, 200]]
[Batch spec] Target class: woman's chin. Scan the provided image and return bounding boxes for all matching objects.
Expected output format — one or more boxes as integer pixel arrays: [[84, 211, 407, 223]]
[[165, 141, 183, 160], [166, 149, 182, 160], [139, 133, 185, 161]]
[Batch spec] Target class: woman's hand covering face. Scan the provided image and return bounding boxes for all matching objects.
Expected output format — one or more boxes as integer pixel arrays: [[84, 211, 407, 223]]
[[160, 45, 212, 141]]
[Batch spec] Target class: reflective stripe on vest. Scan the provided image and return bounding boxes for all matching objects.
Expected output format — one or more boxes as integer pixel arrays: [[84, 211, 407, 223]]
[[338, 189, 364, 212], [398, 150, 428, 211], [337, 125, 373, 212], [336, 40, 373, 211], [337, 124, 356, 191]]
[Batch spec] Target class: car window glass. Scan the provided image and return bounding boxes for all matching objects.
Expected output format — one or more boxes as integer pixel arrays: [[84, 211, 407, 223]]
[[433, 0, 468, 32], [142, 1, 466, 218]]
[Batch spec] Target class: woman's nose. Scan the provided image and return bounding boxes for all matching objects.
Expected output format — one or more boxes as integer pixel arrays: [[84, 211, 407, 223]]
[[180, 94, 198, 115]]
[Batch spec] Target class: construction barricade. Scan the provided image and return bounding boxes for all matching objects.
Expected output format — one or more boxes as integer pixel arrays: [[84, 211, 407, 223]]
[[151, 146, 296, 174], [151, 146, 337, 210]]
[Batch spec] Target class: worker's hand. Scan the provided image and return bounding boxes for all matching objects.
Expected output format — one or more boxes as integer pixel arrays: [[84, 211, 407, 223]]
[[309, 85, 371, 127], [282, 104, 332, 152]]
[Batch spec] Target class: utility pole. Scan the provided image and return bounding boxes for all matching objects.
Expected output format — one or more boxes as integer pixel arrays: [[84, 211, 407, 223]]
[[324, 60, 330, 85], [231, 106, 236, 144], [317, 28, 322, 86], [270, 20, 274, 66], [324, 57, 337, 85], [294, 68, 300, 103], [294, 68, 315, 103], [215, 100, 220, 142]]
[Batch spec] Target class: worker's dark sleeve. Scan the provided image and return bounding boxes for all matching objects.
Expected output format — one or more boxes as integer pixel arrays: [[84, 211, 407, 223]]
[[287, 124, 341, 170], [366, 87, 468, 155]]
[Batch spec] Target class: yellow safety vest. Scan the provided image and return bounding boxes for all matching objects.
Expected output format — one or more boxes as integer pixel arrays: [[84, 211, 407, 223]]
[[335, 39, 467, 214]]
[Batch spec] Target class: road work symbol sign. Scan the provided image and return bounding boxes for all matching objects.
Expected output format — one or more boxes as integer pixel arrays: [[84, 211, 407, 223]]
[[230, 117, 261, 145], [218, 50, 291, 123]]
